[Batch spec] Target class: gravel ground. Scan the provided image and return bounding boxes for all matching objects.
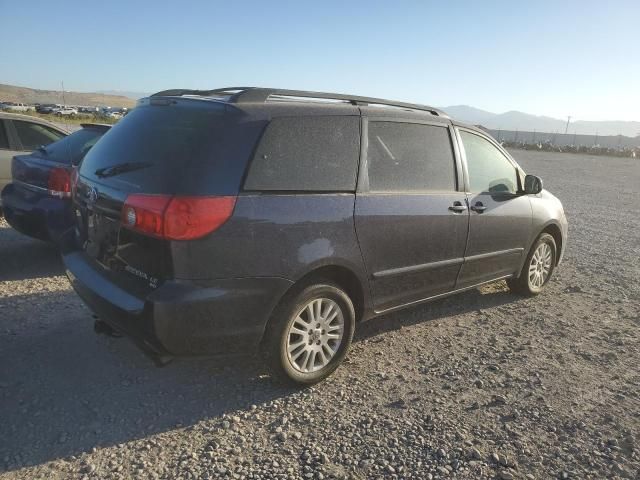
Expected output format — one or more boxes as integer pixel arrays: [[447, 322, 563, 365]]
[[0, 150, 638, 480]]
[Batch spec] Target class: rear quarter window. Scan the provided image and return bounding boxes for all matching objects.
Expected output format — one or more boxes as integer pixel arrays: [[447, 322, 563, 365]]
[[244, 116, 360, 192]]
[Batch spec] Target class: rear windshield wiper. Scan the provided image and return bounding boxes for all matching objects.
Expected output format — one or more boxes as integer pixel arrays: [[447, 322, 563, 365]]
[[94, 161, 153, 178]]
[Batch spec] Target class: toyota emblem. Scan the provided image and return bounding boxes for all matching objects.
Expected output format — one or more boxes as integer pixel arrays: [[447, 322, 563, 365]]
[[87, 186, 98, 204]]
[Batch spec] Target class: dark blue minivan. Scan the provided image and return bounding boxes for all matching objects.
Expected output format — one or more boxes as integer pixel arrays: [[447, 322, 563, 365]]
[[2, 124, 110, 242], [63, 88, 567, 385]]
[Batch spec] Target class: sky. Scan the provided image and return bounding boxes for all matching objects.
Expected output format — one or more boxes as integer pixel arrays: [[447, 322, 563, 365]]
[[1, 0, 638, 121]]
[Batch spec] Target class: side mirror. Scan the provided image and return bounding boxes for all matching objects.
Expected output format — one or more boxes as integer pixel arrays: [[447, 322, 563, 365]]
[[524, 174, 543, 194]]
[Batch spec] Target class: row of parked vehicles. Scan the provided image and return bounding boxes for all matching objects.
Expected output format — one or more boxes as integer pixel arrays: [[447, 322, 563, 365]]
[[0, 102, 128, 119], [0, 88, 567, 384]]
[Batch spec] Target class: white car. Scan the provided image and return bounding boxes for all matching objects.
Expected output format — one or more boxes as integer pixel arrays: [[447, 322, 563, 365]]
[[54, 106, 78, 116], [103, 111, 123, 119], [0, 103, 33, 113], [0, 112, 68, 207]]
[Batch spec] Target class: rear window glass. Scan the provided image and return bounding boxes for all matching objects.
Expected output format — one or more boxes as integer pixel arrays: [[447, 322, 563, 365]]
[[80, 102, 265, 195], [43, 127, 105, 164], [367, 121, 456, 192], [244, 116, 360, 191]]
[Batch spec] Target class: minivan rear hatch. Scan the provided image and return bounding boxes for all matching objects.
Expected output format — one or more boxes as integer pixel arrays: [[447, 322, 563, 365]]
[[74, 97, 265, 293]]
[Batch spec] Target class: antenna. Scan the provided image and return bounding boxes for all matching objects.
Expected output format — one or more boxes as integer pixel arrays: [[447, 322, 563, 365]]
[[60, 80, 72, 133]]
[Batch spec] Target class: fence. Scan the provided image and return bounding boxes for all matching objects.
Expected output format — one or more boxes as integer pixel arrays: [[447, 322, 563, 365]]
[[485, 128, 640, 149]]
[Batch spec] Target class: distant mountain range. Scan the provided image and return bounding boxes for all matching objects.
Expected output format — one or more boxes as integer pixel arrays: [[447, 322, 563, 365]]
[[95, 90, 151, 100], [0, 84, 135, 108], [2, 83, 637, 137], [441, 105, 640, 138]]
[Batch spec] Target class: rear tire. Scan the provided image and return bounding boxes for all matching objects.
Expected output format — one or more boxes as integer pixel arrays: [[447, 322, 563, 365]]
[[508, 233, 556, 296], [261, 282, 355, 385]]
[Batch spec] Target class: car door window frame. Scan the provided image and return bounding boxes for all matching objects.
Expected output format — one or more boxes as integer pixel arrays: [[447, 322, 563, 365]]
[[0, 120, 12, 150], [453, 125, 525, 195], [357, 116, 464, 194], [9, 120, 65, 151], [1, 120, 24, 151]]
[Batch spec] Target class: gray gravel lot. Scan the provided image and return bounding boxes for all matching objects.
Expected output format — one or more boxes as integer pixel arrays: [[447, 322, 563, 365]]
[[0, 150, 638, 479]]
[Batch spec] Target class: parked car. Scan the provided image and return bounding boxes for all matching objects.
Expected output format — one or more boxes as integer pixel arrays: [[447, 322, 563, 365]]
[[1, 124, 110, 241], [0, 102, 33, 112], [54, 106, 78, 116], [102, 110, 123, 119], [62, 87, 568, 384], [35, 104, 61, 114], [79, 106, 100, 114], [0, 112, 68, 209]]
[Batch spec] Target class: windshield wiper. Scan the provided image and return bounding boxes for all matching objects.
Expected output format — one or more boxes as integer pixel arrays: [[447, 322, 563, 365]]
[[95, 161, 153, 178]]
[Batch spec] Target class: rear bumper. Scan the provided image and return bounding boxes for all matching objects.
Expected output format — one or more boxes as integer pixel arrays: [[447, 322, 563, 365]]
[[1, 183, 73, 242], [63, 251, 293, 361]]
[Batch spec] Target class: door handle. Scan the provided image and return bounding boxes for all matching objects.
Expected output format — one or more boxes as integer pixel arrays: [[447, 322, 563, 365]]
[[470, 202, 487, 213], [448, 201, 468, 213]]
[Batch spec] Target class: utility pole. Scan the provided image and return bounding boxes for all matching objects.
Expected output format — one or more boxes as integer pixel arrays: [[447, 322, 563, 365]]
[[61, 81, 66, 107], [564, 116, 571, 135], [532, 129, 537, 143]]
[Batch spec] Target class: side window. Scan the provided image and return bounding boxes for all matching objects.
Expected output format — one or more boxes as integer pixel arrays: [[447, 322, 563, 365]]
[[244, 116, 360, 191], [367, 121, 456, 192], [0, 121, 9, 149], [12, 120, 64, 151], [460, 131, 518, 194]]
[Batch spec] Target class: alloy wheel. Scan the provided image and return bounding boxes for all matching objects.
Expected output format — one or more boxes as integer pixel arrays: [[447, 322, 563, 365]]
[[286, 297, 344, 373], [528, 242, 553, 289]]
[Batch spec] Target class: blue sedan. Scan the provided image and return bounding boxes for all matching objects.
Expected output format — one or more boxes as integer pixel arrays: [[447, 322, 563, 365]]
[[1, 123, 110, 242]]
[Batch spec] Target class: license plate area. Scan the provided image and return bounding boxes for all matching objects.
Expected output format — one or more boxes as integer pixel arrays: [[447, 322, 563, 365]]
[[84, 207, 119, 262]]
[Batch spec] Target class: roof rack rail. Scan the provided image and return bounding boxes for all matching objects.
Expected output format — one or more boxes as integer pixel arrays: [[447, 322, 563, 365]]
[[150, 87, 448, 118]]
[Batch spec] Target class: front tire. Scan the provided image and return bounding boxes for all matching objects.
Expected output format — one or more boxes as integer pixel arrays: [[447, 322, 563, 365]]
[[508, 233, 556, 295], [261, 283, 355, 385]]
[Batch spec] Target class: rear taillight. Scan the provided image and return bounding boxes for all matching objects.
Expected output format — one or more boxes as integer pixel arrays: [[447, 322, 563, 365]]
[[48, 168, 71, 198], [121, 194, 236, 240]]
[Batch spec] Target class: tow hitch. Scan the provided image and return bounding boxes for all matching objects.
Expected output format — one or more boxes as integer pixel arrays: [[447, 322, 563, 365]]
[[93, 318, 123, 337]]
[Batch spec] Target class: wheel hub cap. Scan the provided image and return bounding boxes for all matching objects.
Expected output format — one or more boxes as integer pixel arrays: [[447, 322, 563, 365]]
[[311, 329, 321, 342]]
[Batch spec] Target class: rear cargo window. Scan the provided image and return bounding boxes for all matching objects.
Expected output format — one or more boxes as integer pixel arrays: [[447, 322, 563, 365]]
[[80, 102, 264, 195], [43, 127, 105, 164], [243, 116, 360, 191]]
